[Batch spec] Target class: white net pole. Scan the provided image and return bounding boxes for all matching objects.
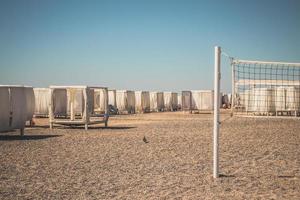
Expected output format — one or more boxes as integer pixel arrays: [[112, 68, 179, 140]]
[[213, 46, 221, 178]]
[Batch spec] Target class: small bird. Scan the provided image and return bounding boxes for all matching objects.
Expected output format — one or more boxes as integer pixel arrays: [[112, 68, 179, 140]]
[[143, 136, 149, 143]]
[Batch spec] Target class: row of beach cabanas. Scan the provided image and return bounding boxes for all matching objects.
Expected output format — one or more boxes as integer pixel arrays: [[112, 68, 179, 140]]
[[0, 85, 220, 134], [236, 86, 300, 116], [34, 89, 218, 116]]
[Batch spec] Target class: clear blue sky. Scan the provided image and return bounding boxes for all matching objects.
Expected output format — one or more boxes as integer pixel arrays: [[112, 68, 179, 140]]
[[1, 0, 299, 92]]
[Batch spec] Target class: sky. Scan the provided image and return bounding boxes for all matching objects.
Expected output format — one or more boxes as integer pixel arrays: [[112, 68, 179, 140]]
[[0, 0, 299, 92]]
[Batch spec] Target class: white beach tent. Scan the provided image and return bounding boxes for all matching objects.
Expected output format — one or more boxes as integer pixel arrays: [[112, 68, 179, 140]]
[[150, 92, 164, 112], [0, 85, 27, 135], [163, 92, 178, 111], [116, 90, 135, 114], [135, 91, 150, 113], [49, 86, 109, 130]]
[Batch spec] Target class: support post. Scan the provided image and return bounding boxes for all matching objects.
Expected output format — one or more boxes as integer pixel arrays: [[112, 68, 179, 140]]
[[213, 46, 221, 178]]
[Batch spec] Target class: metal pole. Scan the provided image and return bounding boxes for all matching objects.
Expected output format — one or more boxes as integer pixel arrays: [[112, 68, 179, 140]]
[[213, 46, 221, 178]]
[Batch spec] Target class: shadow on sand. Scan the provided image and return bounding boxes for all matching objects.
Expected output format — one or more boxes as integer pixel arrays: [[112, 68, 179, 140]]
[[219, 174, 235, 178], [0, 134, 62, 141], [278, 175, 295, 179], [64, 126, 137, 130], [27, 125, 50, 129]]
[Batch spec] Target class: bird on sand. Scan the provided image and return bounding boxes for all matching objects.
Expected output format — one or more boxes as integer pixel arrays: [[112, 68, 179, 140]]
[[143, 136, 149, 143]]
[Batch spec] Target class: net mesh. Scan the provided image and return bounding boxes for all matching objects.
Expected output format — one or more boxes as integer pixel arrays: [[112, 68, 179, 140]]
[[232, 60, 300, 117]]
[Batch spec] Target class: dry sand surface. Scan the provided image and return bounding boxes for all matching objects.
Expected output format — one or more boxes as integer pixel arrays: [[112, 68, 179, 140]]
[[0, 112, 299, 199]]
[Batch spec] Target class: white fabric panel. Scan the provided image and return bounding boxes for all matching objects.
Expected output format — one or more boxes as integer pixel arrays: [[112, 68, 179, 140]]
[[275, 87, 286, 111], [135, 91, 150, 113], [150, 92, 164, 111], [53, 89, 67, 115], [116, 90, 136, 113], [94, 89, 107, 113], [182, 91, 192, 110], [0, 87, 10, 132], [34, 88, 50, 116], [88, 89, 94, 113], [67, 89, 84, 115], [164, 92, 172, 111], [191, 90, 215, 110], [163, 92, 178, 111], [286, 86, 300, 111], [172, 93, 178, 110], [157, 92, 164, 111], [249, 88, 275, 113], [25, 87, 35, 121], [9, 87, 27, 129], [177, 94, 182, 106], [108, 90, 116, 106]]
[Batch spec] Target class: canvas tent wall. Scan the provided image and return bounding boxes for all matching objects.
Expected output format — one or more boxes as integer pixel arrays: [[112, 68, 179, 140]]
[[67, 89, 94, 115], [135, 91, 150, 113], [275, 87, 286, 111], [177, 94, 182, 110], [286, 86, 300, 111], [108, 90, 117, 107], [94, 89, 108, 114], [191, 90, 220, 111], [163, 92, 178, 111], [0, 85, 27, 135], [34, 88, 67, 117], [25, 86, 35, 122], [34, 88, 50, 116], [49, 86, 109, 130], [246, 88, 275, 114], [116, 90, 135, 114], [150, 92, 164, 112], [181, 91, 192, 111]]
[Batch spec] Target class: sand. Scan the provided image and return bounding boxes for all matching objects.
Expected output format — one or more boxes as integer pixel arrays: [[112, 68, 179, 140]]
[[0, 112, 299, 199]]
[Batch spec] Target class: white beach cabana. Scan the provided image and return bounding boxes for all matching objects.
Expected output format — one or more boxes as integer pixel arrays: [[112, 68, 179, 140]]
[[49, 86, 109, 130]]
